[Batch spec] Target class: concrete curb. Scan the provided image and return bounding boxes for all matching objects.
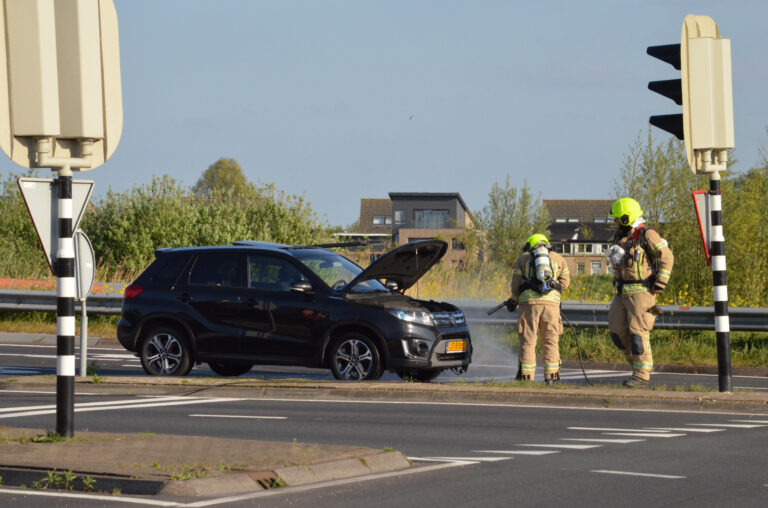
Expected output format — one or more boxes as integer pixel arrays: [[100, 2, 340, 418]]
[[274, 451, 411, 486]]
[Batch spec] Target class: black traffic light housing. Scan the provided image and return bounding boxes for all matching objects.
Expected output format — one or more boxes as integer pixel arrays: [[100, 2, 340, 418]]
[[647, 44, 684, 140]]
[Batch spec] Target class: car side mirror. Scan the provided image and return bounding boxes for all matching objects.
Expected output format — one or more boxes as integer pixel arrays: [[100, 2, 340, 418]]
[[385, 280, 399, 291], [289, 280, 314, 294]]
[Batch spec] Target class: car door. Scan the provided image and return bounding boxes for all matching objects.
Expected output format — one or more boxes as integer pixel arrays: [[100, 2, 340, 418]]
[[174, 251, 244, 357], [239, 254, 321, 361]]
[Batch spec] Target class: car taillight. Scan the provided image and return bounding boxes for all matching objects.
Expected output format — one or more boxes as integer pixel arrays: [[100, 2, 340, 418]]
[[123, 284, 144, 299]]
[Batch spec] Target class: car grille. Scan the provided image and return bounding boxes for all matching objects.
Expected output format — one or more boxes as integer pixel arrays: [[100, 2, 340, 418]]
[[430, 311, 466, 327]]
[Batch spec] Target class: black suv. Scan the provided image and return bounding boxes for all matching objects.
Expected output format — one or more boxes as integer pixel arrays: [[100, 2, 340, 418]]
[[117, 239, 472, 381]]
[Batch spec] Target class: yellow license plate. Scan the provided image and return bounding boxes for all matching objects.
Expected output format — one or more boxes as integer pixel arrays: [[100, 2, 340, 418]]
[[445, 340, 467, 353]]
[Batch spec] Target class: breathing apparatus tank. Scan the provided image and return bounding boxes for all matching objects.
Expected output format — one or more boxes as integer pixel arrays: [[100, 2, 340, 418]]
[[524, 234, 553, 292]]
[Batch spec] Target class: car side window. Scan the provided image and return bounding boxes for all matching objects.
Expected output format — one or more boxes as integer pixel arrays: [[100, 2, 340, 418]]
[[248, 255, 307, 291], [152, 254, 191, 289], [188, 252, 243, 287]]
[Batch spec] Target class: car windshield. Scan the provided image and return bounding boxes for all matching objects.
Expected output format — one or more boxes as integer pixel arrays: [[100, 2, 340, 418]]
[[293, 249, 388, 293]]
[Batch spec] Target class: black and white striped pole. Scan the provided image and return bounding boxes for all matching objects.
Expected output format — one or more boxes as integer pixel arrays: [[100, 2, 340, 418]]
[[708, 169, 732, 393], [56, 170, 76, 437]]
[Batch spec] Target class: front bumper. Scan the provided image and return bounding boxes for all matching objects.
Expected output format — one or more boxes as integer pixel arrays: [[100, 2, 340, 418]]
[[386, 324, 472, 371]]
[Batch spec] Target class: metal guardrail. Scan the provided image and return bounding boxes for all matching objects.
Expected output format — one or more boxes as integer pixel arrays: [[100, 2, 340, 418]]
[[0, 289, 123, 315], [451, 299, 768, 332], [0, 290, 766, 332]]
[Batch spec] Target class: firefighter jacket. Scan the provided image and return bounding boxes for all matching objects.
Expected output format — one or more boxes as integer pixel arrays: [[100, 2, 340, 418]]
[[510, 250, 570, 306], [611, 225, 673, 295]]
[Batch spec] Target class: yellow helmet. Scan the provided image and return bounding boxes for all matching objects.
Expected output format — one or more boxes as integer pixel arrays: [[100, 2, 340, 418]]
[[610, 198, 643, 226], [524, 233, 550, 252]]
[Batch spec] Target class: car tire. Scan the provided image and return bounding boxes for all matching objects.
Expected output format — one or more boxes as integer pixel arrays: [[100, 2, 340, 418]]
[[207, 361, 253, 377], [139, 325, 193, 376], [329, 333, 383, 381], [396, 368, 443, 383]]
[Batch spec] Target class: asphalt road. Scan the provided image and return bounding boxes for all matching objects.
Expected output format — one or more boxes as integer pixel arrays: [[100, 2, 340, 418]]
[[2, 341, 768, 391], [1, 388, 767, 507]]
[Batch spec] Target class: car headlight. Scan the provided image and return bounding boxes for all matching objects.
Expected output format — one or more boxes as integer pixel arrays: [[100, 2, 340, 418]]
[[388, 309, 434, 326]]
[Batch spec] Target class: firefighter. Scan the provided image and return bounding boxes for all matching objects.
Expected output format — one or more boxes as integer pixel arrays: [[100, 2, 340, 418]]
[[508, 234, 570, 385], [606, 198, 673, 388]]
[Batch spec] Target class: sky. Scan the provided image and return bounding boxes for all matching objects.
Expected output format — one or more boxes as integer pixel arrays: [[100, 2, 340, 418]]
[[3, 0, 768, 228]]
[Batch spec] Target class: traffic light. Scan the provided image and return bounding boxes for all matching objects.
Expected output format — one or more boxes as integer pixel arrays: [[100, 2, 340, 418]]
[[647, 15, 734, 174]]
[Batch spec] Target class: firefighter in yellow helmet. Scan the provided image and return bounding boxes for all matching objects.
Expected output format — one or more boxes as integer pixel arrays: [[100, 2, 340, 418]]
[[508, 234, 570, 384], [606, 198, 674, 387]]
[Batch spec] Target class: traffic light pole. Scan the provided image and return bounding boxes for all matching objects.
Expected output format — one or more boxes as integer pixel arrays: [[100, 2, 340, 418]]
[[707, 169, 732, 393]]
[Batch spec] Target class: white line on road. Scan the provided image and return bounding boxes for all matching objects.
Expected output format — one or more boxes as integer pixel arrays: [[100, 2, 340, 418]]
[[0, 390, 100, 395], [474, 450, 559, 455], [0, 397, 239, 419], [731, 420, 768, 424], [426, 456, 512, 462], [0, 487, 180, 506], [0, 396, 191, 414], [519, 444, 601, 450], [190, 414, 286, 420], [567, 427, 670, 433], [646, 427, 724, 433], [603, 432, 686, 438], [592, 469, 686, 479], [560, 438, 644, 444], [688, 423, 766, 428]]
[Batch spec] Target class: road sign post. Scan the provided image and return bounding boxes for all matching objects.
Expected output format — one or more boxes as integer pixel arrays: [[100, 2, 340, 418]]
[[648, 15, 734, 393], [1, 0, 122, 437]]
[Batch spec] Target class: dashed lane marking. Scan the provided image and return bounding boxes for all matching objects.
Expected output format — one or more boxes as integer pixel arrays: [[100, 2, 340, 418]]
[[474, 450, 559, 456], [424, 456, 512, 462], [592, 470, 685, 479], [567, 427, 670, 433], [560, 438, 644, 444], [688, 423, 766, 429], [190, 414, 286, 420], [519, 444, 601, 450], [645, 427, 723, 433], [603, 432, 685, 438]]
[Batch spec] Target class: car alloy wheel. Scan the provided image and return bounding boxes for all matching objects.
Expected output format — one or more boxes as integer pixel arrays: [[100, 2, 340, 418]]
[[140, 326, 192, 376], [330, 334, 382, 381]]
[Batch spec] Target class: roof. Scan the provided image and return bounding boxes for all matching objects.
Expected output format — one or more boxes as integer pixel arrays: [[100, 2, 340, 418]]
[[388, 192, 472, 214], [544, 199, 613, 221]]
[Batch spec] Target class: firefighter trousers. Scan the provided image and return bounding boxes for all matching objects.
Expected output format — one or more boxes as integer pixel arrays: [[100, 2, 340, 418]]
[[608, 291, 657, 381], [517, 302, 563, 380]]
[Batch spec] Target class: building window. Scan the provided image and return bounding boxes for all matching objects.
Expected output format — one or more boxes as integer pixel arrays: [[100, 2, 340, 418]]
[[594, 217, 608, 223], [414, 209, 450, 229], [577, 263, 585, 274], [575, 243, 593, 254], [567, 217, 579, 223], [551, 242, 565, 253], [372, 216, 388, 225], [555, 217, 567, 223], [591, 261, 602, 275], [394, 210, 405, 225], [451, 238, 466, 250]]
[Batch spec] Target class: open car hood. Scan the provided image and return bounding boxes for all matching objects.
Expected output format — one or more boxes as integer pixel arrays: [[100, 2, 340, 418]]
[[344, 239, 448, 293]]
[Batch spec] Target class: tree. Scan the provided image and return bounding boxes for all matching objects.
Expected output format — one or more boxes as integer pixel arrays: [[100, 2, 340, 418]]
[[192, 158, 251, 198], [475, 177, 550, 267]]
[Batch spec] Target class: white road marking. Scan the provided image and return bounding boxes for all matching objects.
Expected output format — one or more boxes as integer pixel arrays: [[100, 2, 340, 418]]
[[592, 470, 685, 479], [646, 427, 723, 433], [688, 423, 766, 429], [568, 427, 670, 433], [731, 420, 768, 424], [426, 456, 511, 462], [0, 352, 53, 359], [604, 432, 685, 438], [0, 396, 191, 413], [184, 460, 475, 507], [474, 450, 559, 455], [190, 414, 286, 420], [0, 397, 239, 418], [0, 487, 179, 505], [519, 444, 601, 450], [560, 438, 644, 444], [0, 389, 100, 395]]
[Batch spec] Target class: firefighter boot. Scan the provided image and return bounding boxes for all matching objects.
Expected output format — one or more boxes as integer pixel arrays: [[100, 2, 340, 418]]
[[623, 375, 649, 388], [545, 372, 560, 386]]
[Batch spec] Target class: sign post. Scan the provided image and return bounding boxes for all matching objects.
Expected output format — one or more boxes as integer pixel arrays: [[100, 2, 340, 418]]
[[74, 230, 95, 377], [0, 0, 122, 437]]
